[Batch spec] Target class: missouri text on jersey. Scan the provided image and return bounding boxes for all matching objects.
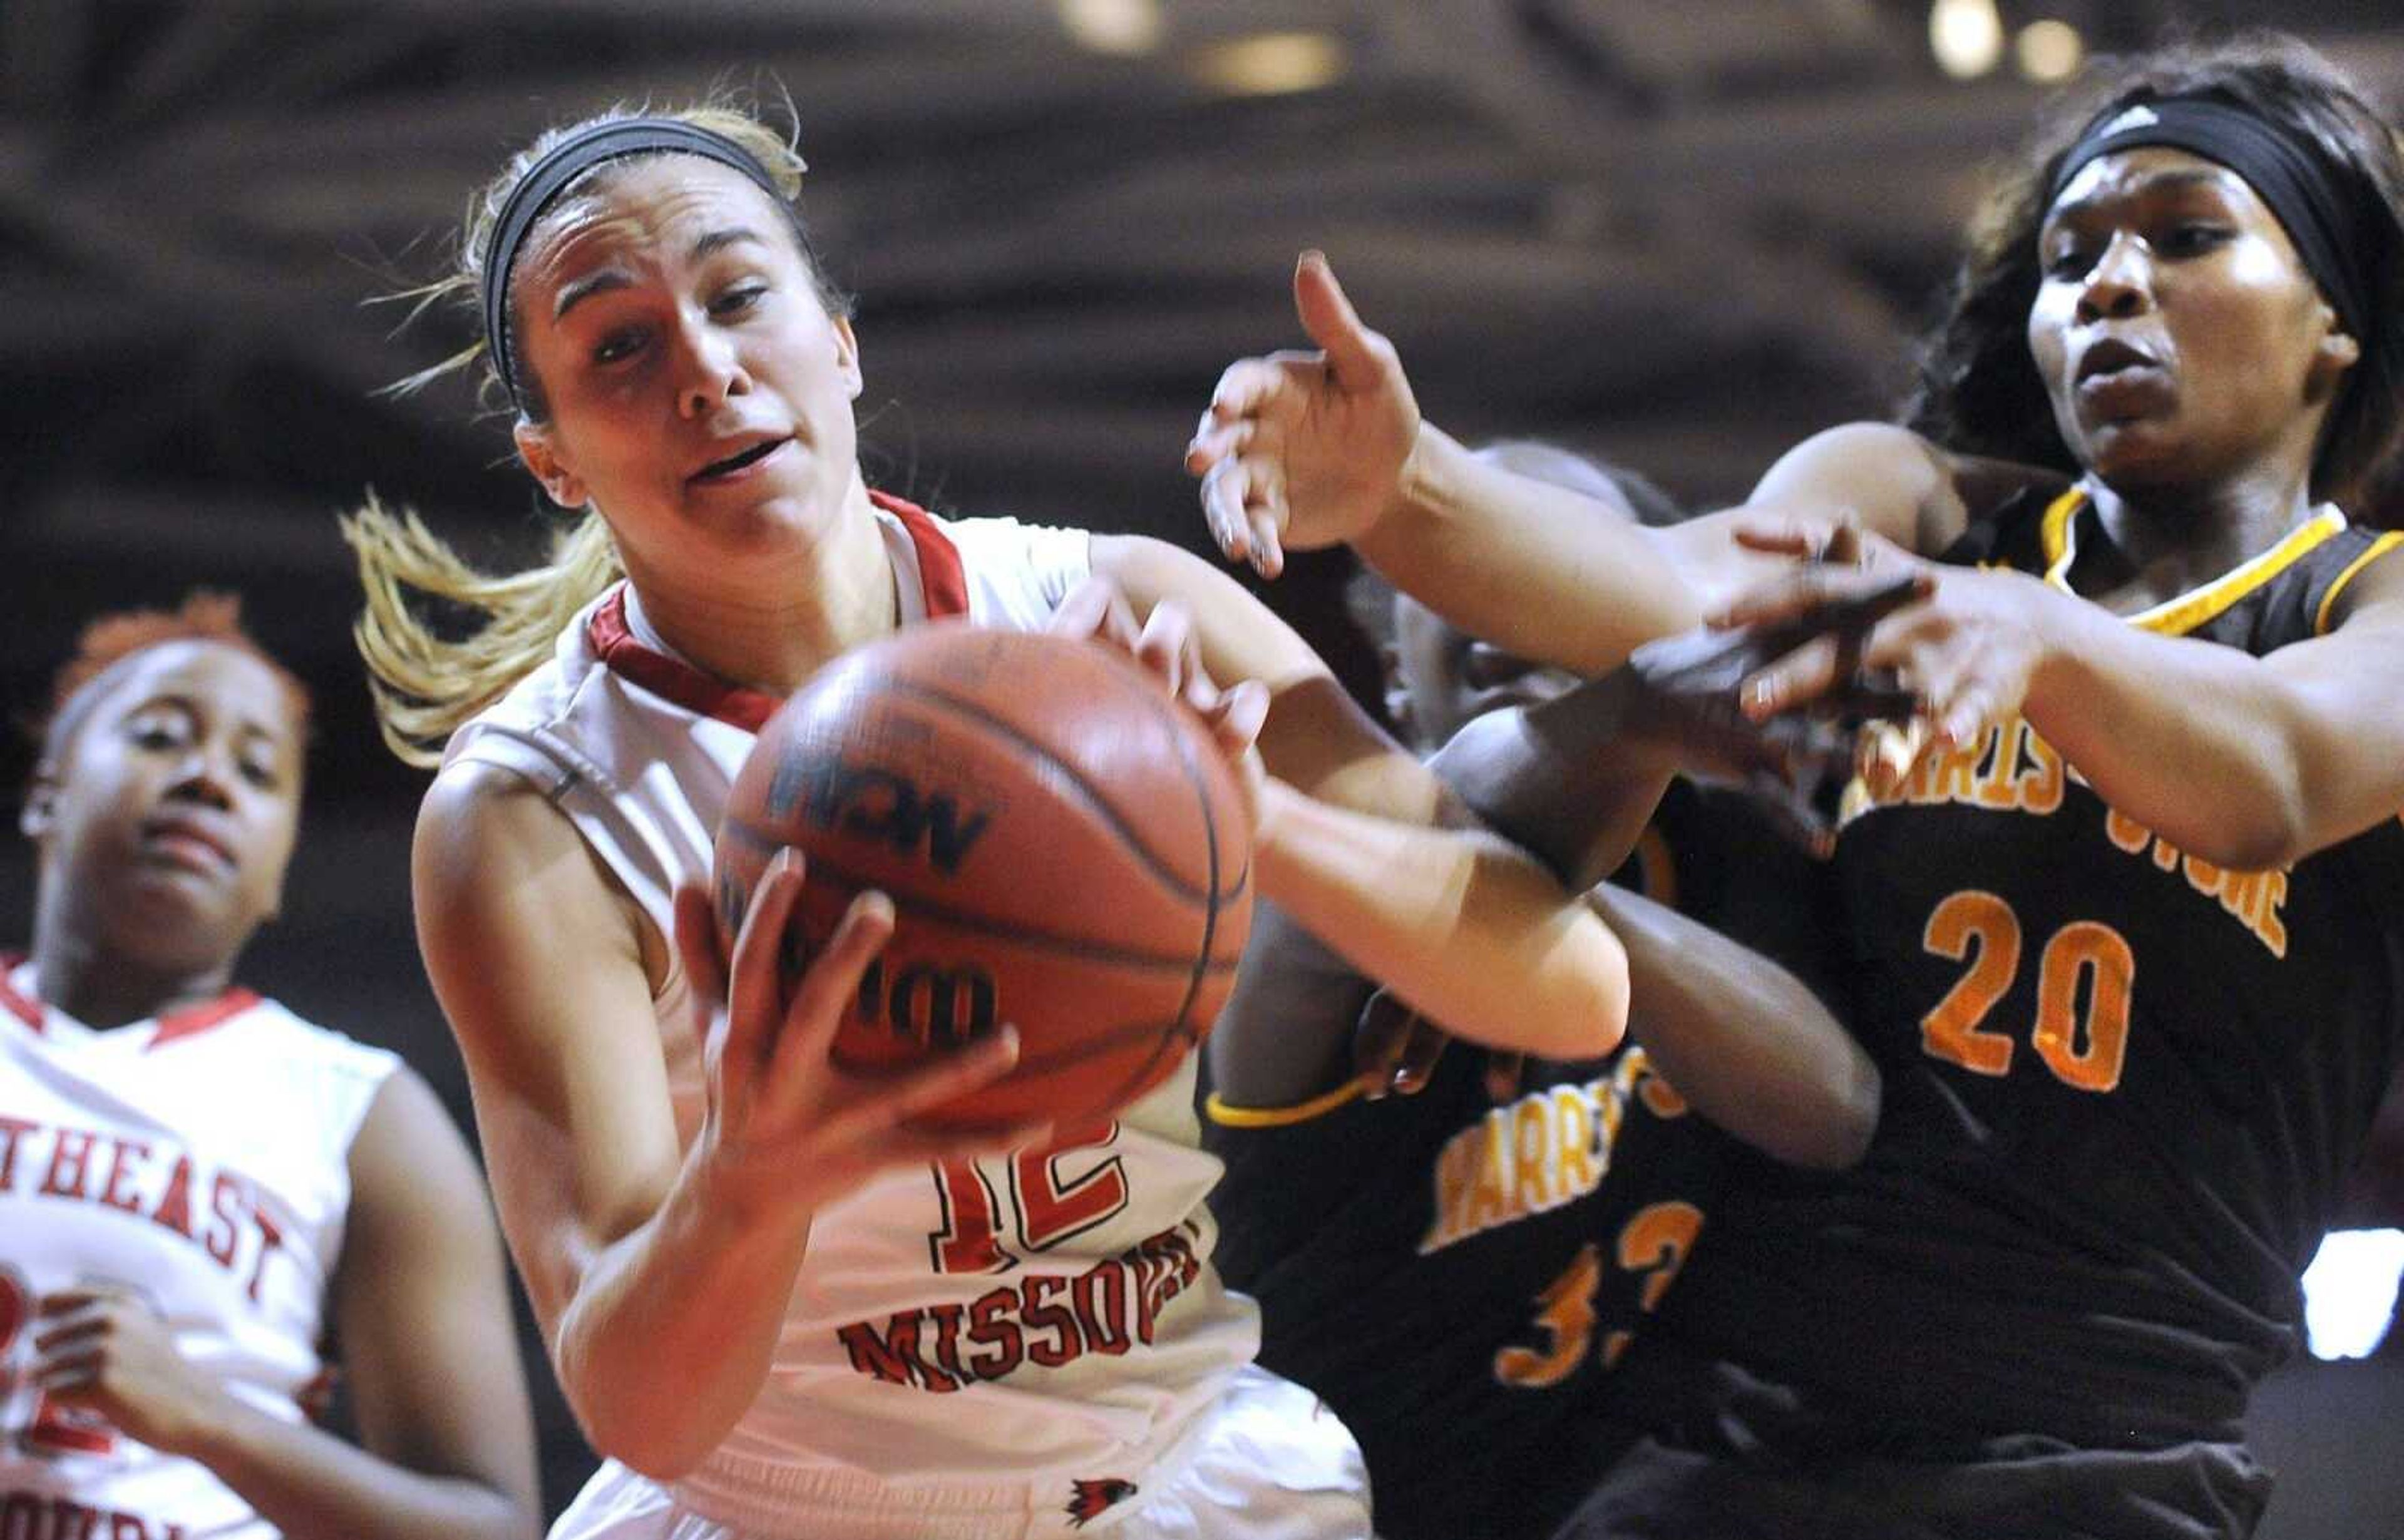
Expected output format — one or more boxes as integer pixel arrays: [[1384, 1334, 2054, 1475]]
[[838, 1222, 1204, 1392]]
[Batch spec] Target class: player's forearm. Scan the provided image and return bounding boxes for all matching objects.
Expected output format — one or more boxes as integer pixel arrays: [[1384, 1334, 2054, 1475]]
[[1422, 670, 1677, 893], [552, 1139, 817, 1481], [1359, 425, 1702, 675], [182, 1402, 533, 1540], [2024, 597, 2398, 870], [1585, 885, 1877, 1170], [1252, 781, 1628, 1059]]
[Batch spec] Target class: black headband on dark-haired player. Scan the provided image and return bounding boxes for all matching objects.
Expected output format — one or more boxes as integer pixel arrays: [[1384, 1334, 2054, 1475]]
[[482, 118, 791, 416], [2048, 93, 2372, 346]]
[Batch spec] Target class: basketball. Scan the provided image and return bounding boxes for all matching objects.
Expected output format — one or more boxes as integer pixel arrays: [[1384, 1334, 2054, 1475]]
[[713, 624, 1255, 1129]]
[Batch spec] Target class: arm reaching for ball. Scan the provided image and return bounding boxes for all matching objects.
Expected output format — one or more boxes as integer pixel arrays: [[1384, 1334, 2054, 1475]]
[[413, 771, 1041, 1483], [1067, 539, 1630, 1065]]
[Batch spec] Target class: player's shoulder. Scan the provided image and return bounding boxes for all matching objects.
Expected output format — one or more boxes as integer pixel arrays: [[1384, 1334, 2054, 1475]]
[[418, 756, 584, 874], [2312, 520, 2404, 635], [931, 510, 1095, 627]]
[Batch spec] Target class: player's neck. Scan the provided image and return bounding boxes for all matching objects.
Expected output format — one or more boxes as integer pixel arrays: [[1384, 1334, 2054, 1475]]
[[2082, 459, 2318, 605], [25, 921, 239, 1032], [625, 480, 900, 697]]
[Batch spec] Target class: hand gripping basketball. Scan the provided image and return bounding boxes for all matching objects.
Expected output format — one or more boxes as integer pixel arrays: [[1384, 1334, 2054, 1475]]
[[1046, 576, 1270, 829], [1184, 252, 1422, 579], [711, 624, 1255, 1134], [674, 858, 1047, 1215]]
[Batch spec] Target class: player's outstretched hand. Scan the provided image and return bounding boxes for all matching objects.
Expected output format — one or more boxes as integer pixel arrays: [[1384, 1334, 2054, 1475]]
[[1184, 252, 1420, 579], [33, 1285, 232, 1457], [1049, 577, 1270, 828], [1618, 567, 1928, 853], [679, 856, 1049, 1214]]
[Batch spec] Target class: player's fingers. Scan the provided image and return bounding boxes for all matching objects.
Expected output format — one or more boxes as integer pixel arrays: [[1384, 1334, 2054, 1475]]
[[1293, 250, 1390, 394], [1929, 671, 1997, 751], [820, 1027, 1024, 1147], [1352, 990, 1415, 1097], [1818, 511, 1868, 567], [1204, 679, 1271, 762], [1199, 459, 1258, 564], [1134, 600, 1203, 707], [1739, 633, 1848, 721], [674, 882, 734, 1015], [1713, 567, 1931, 635], [1184, 416, 1252, 478], [1830, 667, 1923, 723], [724, 851, 806, 1066], [1206, 356, 1302, 426], [1388, 1017, 1448, 1097], [33, 1353, 104, 1390], [774, 889, 894, 1070], [31, 1306, 113, 1354], [1047, 575, 1111, 639], [1857, 717, 1929, 801], [1245, 491, 1287, 580], [1726, 507, 1854, 562]]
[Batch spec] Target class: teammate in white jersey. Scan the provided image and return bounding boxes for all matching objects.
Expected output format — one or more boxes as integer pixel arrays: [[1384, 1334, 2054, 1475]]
[[3, 595, 539, 1540], [343, 102, 1633, 1539]]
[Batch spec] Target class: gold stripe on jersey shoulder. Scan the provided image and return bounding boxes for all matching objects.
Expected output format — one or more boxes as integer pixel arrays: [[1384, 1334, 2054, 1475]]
[[2314, 530, 2404, 635], [1206, 1078, 1365, 1129], [2043, 489, 2348, 635], [2039, 486, 2086, 588]]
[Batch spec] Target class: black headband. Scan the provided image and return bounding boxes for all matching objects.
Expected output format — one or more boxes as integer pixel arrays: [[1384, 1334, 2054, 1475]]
[[481, 118, 789, 416], [2048, 94, 2372, 346]]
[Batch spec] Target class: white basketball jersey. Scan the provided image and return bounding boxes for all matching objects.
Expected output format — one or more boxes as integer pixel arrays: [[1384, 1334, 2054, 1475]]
[[450, 495, 1258, 1531], [0, 963, 398, 1540]]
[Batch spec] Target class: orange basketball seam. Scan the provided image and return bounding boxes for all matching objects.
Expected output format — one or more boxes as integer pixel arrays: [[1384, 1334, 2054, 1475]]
[[722, 825, 1245, 972]]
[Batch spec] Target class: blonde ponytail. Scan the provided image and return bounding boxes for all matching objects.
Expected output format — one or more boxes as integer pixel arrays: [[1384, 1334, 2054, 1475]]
[[342, 495, 620, 767]]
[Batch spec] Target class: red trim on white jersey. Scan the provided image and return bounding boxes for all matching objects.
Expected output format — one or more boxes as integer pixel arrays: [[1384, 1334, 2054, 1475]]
[[0, 958, 41, 1033], [147, 988, 265, 1051], [0, 956, 258, 1049], [878, 490, 972, 619], [584, 490, 970, 730]]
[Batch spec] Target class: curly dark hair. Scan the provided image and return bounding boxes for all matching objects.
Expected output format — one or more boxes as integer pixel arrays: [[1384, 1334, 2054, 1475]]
[[1904, 33, 2404, 513]]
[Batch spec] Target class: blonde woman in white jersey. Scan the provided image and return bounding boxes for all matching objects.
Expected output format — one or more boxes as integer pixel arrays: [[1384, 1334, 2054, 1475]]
[[344, 104, 1630, 1540], [3, 595, 539, 1540]]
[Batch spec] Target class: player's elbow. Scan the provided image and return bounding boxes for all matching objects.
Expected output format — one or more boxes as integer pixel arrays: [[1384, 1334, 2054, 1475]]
[[1782, 1054, 1883, 1172], [2182, 797, 2313, 874], [557, 1327, 731, 1484], [578, 1400, 716, 1485]]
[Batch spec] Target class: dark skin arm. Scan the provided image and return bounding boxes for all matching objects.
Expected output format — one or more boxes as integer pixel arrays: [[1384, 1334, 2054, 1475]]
[[1184, 253, 2034, 673], [1213, 863, 1879, 1168], [1727, 525, 2404, 871], [1583, 883, 1876, 1170], [1212, 579, 1913, 1129], [34, 1069, 540, 1540]]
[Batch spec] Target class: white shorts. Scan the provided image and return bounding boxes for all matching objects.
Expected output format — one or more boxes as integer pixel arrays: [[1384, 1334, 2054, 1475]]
[[549, 1365, 1375, 1540]]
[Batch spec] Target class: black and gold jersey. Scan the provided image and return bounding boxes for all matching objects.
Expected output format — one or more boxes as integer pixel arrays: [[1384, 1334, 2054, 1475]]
[[1206, 782, 1836, 1540], [1662, 490, 2404, 1455]]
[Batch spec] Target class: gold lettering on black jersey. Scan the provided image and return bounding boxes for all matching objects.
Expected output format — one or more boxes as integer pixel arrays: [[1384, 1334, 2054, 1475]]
[[1841, 714, 2064, 827], [2103, 809, 2290, 958], [1419, 1050, 1687, 1256]]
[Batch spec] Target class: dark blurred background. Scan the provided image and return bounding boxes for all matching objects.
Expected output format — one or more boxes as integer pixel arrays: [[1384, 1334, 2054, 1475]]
[[4, 1, 2401, 1529]]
